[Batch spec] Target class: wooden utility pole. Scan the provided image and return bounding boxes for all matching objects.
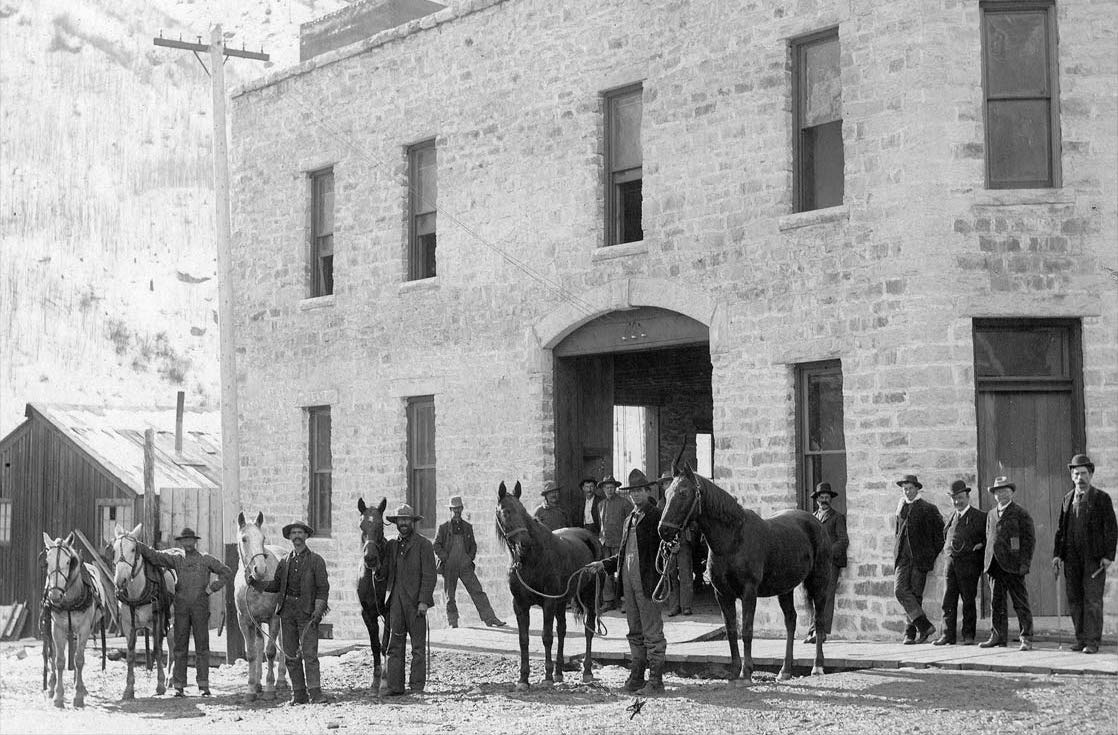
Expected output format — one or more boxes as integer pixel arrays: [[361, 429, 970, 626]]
[[153, 26, 268, 663]]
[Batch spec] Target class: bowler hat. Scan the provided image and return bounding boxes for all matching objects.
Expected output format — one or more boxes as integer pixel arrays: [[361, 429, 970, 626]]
[[947, 479, 972, 496], [621, 469, 656, 491], [282, 521, 314, 539], [540, 481, 561, 497], [448, 496, 464, 509], [987, 476, 1016, 493], [597, 475, 621, 489], [896, 474, 923, 490], [174, 527, 201, 541], [579, 477, 597, 487], [386, 503, 423, 523], [811, 482, 838, 499], [1067, 454, 1095, 473]]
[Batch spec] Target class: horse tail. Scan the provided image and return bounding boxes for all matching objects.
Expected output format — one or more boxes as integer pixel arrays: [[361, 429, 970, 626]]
[[100, 615, 107, 671]]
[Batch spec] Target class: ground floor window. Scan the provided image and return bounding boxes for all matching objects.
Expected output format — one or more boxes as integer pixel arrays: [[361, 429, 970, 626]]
[[795, 360, 847, 512], [96, 500, 132, 545], [406, 396, 436, 531]]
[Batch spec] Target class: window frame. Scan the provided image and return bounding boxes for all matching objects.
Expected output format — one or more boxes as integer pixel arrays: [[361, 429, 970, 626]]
[[0, 498, 11, 545], [794, 360, 847, 513], [603, 83, 644, 246], [308, 405, 333, 537], [405, 395, 436, 532], [791, 27, 844, 213], [980, 1, 1061, 189], [407, 139, 438, 281], [95, 499, 133, 545], [310, 167, 335, 297]]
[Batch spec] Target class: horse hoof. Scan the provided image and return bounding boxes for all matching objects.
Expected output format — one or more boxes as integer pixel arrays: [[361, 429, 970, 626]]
[[553, 672, 564, 684], [155, 686, 166, 696], [515, 682, 529, 692], [246, 692, 258, 703], [778, 670, 793, 681], [74, 699, 85, 709], [811, 666, 825, 676], [539, 679, 554, 689], [581, 673, 595, 684]]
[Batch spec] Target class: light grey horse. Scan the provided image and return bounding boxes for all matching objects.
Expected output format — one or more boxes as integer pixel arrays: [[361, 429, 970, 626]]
[[234, 511, 288, 700]]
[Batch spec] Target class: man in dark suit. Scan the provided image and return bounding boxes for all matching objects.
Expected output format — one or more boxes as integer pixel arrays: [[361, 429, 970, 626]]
[[577, 478, 603, 535], [587, 469, 665, 695], [383, 503, 437, 696], [981, 477, 1036, 651], [893, 474, 944, 644], [804, 482, 848, 644], [1052, 454, 1117, 654], [250, 520, 331, 704], [934, 480, 986, 646]]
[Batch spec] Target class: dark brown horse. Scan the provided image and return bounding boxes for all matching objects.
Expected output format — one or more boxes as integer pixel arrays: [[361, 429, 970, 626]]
[[496, 481, 602, 691], [658, 465, 830, 682], [357, 497, 389, 688]]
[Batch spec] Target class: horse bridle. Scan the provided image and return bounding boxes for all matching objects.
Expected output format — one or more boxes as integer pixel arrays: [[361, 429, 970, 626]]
[[495, 506, 531, 566], [659, 475, 704, 537], [112, 535, 144, 583], [360, 516, 388, 574], [43, 543, 81, 599]]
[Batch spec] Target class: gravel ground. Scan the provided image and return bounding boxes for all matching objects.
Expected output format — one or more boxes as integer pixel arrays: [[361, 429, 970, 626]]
[[1, 643, 1116, 734]]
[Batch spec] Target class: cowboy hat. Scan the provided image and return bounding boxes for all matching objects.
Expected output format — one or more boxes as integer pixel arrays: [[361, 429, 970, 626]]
[[896, 474, 923, 490], [947, 479, 971, 496], [987, 476, 1016, 493], [621, 469, 656, 491], [811, 482, 838, 499], [175, 527, 201, 540], [282, 521, 314, 539], [1067, 454, 1095, 473], [597, 475, 621, 489], [448, 495, 464, 509], [386, 503, 423, 523], [540, 480, 561, 497]]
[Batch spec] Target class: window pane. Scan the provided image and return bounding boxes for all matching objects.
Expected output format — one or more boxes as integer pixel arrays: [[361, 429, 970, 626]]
[[988, 99, 1051, 187], [610, 91, 643, 171], [414, 145, 437, 214], [316, 253, 334, 296], [802, 36, 841, 127], [616, 179, 643, 243], [974, 327, 1067, 377], [984, 11, 1049, 97], [313, 474, 332, 532], [313, 410, 332, 470], [807, 370, 845, 451], [416, 212, 436, 236], [315, 172, 334, 235], [803, 120, 844, 209]]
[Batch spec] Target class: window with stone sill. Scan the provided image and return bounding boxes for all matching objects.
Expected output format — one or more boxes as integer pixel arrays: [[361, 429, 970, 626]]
[[795, 360, 847, 513], [604, 84, 643, 246], [407, 140, 438, 281], [792, 29, 844, 212], [981, 1, 1061, 189], [308, 405, 332, 536], [310, 168, 334, 297], [406, 396, 436, 532]]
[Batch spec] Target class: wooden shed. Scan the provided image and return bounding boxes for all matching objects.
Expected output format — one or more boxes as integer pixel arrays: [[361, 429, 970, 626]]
[[0, 403, 222, 638]]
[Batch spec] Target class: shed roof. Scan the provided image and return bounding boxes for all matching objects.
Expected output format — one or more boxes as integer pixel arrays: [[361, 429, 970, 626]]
[[24, 403, 223, 496]]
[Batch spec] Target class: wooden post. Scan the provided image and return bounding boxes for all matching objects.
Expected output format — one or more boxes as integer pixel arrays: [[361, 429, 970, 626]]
[[143, 429, 158, 545], [175, 390, 185, 455]]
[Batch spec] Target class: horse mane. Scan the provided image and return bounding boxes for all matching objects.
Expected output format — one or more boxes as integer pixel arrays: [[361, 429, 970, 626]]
[[696, 474, 747, 527]]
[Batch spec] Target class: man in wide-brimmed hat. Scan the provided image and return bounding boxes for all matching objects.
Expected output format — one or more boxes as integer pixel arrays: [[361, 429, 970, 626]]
[[597, 475, 628, 611], [934, 480, 986, 646], [382, 503, 437, 696], [250, 519, 331, 704], [138, 527, 233, 697], [981, 477, 1035, 651], [533, 481, 569, 532], [892, 473, 944, 644], [433, 496, 505, 629], [1053, 454, 1116, 654], [804, 482, 848, 644]]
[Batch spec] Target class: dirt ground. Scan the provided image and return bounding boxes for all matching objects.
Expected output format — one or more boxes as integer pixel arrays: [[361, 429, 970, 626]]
[[1, 642, 1116, 735]]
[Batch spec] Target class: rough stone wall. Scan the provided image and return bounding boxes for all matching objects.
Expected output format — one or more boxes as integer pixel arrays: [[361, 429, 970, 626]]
[[230, 0, 1118, 639]]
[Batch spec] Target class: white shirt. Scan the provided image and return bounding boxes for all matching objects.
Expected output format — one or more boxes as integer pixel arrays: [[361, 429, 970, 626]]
[[584, 496, 595, 524]]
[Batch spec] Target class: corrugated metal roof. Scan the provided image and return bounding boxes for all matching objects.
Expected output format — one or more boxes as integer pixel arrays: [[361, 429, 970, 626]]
[[27, 404, 223, 496]]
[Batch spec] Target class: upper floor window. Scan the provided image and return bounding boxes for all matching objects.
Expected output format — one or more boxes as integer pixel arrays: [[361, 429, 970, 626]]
[[981, 2, 1060, 188], [310, 168, 334, 297], [793, 30, 843, 212], [605, 85, 643, 245], [408, 140, 437, 280], [308, 406, 332, 536]]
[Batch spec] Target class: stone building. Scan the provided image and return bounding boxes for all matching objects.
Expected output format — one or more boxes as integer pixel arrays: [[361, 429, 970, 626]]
[[229, 0, 1118, 640]]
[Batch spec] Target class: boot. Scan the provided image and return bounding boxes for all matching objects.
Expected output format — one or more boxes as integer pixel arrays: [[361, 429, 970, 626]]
[[287, 689, 309, 706], [308, 687, 331, 704], [636, 661, 664, 695], [623, 649, 647, 692], [287, 662, 308, 705]]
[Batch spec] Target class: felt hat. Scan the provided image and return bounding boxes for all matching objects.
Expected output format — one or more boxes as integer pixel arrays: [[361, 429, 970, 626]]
[[281, 521, 314, 539], [811, 482, 838, 499], [540, 481, 561, 497], [621, 469, 656, 491], [386, 504, 423, 523], [987, 476, 1016, 493], [947, 479, 971, 496], [597, 475, 621, 489], [1067, 454, 1095, 473], [174, 527, 201, 540], [579, 477, 598, 487], [896, 474, 923, 490], [448, 496, 464, 509]]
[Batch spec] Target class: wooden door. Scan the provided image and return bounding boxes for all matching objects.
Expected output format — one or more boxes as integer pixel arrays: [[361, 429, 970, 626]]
[[160, 486, 225, 626]]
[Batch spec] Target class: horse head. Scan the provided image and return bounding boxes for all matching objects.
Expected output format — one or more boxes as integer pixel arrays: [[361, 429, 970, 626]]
[[236, 511, 269, 582], [658, 463, 702, 541], [496, 481, 532, 554], [358, 497, 388, 571], [110, 523, 144, 592], [41, 532, 80, 606]]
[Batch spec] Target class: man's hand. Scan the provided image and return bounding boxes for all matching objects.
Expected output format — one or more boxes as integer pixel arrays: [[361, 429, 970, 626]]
[[417, 603, 429, 615], [311, 599, 327, 624], [972, 543, 983, 551], [585, 561, 605, 574], [204, 583, 216, 595], [1052, 557, 1063, 576], [1100, 558, 1112, 571]]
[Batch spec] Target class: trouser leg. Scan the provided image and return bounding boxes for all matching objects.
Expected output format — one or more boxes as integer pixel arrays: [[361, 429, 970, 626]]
[[409, 611, 427, 691], [459, 564, 499, 623], [959, 566, 979, 640], [386, 599, 408, 693], [941, 563, 960, 639], [1005, 572, 1033, 638], [895, 559, 927, 630], [443, 571, 460, 627], [172, 610, 191, 688], [989, 569, 1008, 641], [1081, 565, 1106, 647], [819, 564, 839, 635], [190, 602, 211, 687], [280, 611, 306, 692], [677, 541, 694, 612], [1064, 555, 1087, 645]]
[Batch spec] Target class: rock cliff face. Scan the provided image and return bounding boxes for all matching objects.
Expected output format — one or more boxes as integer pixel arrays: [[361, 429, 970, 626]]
[[0, 0, 347, 433]]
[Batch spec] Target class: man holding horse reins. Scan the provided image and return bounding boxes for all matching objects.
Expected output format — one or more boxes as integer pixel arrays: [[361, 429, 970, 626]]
[[433, 496, 506, 629], [586, 469, 668, 695], [137, 527, 233, 697], [383, 503, 437, 696], [249, 520, 331, 705]]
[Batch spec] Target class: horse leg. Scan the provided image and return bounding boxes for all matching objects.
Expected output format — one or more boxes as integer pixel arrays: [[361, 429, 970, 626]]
[[513, 599, 531, 691], [123, 623, 137, 700], [73, 620, 91, 708], [540, 605, 555, 686], [805, 569, 828, 675], [51, 628, 66, 708], [739, 588, 759, 685], [240, 620, 260, 699], [553, 604, 566, 683], [582, 599, 596, 683], [272, 616, 289, 689], [714, 588, 742, 682], [362, 605, 381, 687], [155, 615, 167, 695], [777, 591, 797, 681]]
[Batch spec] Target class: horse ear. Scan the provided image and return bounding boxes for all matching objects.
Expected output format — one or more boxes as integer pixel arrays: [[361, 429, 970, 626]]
[[114, 523, 124, 537], [513, 481, 522, 499], [64, 531, 75, 547], [132, 523, 143, 538], [237, 511, 246, 529], [498, 481, 507, 499], [682, 463, 696, 481], [357, 498, 367, 514], [43, 532, 53, 548], [377, 497, 387, 514], [255, 512, 264, 527]]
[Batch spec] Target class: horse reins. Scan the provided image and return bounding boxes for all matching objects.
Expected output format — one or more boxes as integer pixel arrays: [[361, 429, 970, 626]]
[[653, 477, 703, 604]]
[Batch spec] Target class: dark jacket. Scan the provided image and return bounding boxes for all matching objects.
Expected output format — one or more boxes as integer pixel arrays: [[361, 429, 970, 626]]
[[258, 547, 330, 617], [385, 532, 437, 610], [599, 494, 630, 548], [943, 506, 987, 567], [433, 519, 478, 572], [984, 501, 1035, 576], [533, 504, 569, 532], [601, 499, 662, 599], [139, 545, 232, 607], [816, 508, 848, 568], [575, 492, 603, 535], [1053, 486, 1118, 564], [895, 498, 945, 572]]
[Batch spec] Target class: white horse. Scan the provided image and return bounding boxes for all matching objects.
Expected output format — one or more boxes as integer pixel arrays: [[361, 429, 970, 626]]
[[234, 511, 288, 700], [110, 524, 176, 700], [41, 532, 111, 708]]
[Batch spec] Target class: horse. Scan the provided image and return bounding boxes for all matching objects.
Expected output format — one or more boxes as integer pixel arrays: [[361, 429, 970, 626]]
[[40, 532, 112, 708], [109, 523, 175, 700], [658, 464, 831, 683], [495, 481, 602, 691], [233, 511, 289, 700], [356, 496, 389, 688]]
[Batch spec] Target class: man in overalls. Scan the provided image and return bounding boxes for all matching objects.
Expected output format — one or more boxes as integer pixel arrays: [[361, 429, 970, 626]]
[[433, 496, 506, 628]]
